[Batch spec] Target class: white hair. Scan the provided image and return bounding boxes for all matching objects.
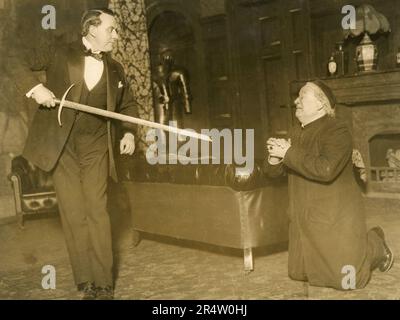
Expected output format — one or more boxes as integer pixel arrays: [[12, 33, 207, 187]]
[[304, 82, 335, 117]]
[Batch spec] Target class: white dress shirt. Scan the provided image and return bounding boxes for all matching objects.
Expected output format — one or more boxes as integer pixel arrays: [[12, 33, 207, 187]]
[[82, 37, 104, 91]]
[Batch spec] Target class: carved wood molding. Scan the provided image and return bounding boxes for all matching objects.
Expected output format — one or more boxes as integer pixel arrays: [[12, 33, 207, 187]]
[[292, 70, 400, 106], [238, 0, 271, 8]]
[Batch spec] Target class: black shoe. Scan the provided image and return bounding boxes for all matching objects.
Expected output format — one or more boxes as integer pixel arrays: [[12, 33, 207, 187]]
[[371, 226, 394, 272], [96, 286, 114, 300], [81, 282, 97, 300]]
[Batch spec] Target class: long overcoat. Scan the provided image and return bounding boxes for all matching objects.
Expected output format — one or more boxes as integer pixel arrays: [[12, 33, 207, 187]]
[[264, 115, 371, 289]]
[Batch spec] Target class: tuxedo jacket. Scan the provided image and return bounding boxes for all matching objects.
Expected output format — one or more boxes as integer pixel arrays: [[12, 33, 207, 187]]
[[13, 41, 139, 181]]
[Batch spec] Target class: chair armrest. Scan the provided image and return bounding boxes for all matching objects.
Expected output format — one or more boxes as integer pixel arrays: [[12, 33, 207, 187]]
[[8, 167, 34, 194]]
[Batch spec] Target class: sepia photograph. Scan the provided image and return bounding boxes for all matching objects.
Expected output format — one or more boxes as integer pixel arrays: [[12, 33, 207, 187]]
[[0, 0, 399, 304]]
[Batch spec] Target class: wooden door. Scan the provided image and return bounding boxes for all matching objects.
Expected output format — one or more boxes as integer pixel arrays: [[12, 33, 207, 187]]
[[202, 15, 234, 130], [253, 0, 312, 139]]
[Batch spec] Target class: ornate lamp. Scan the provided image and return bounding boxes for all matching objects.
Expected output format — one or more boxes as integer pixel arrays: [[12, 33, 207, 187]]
[[344, 4, 390, 72]]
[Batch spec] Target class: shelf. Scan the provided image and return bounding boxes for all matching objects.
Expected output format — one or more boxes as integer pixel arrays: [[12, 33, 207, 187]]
[[292, 69, 400, 106]]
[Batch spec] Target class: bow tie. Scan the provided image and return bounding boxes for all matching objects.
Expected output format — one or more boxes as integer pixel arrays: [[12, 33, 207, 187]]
[[83, 48, 104, 61]]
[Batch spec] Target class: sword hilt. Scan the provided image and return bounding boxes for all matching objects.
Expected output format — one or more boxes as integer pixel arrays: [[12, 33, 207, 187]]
[[56, 84, 75, 127]]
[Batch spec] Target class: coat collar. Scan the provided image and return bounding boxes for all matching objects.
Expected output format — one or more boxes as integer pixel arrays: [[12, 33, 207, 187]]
[[300, 114, 329, 130], [105, 55, 119, 112]]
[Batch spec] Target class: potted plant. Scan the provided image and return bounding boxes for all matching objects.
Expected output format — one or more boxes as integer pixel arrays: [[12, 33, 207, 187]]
[[343, 4, 390, 72]]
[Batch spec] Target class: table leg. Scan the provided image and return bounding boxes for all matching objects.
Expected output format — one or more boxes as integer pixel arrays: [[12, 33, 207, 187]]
[[244, 247, 254, 273], [132, 229, 141, 247]]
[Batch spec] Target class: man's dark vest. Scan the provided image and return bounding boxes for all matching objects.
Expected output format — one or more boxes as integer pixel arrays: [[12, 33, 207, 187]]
[[74, 67, 107, 134]]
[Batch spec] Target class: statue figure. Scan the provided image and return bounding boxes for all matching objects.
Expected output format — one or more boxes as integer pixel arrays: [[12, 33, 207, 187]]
[[152, 63, 170, 126], [152, 46, 192, 129]]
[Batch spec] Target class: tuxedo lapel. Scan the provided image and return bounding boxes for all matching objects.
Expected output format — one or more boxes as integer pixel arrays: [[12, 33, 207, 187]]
[[66, 42, 85, 103], [105, 55, 119, 112], [65, 43, 119, 110]]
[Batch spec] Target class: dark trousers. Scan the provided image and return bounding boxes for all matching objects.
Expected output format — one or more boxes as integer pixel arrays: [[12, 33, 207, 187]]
[[52, 124, 113, 288]]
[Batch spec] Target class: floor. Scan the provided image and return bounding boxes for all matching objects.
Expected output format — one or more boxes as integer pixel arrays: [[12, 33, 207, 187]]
[[0, 194, 400, 300]]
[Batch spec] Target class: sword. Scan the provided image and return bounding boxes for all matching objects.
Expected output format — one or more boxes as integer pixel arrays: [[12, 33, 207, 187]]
[[55, 84, 212, 142]]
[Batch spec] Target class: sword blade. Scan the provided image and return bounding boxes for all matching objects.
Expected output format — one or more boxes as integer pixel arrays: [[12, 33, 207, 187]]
[[54, 99, 212, 142]]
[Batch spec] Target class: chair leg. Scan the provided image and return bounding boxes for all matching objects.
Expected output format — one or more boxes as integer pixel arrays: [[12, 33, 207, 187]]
[[243, 247, 254, 274], [9, 175, 24, 229], [18, 212, 25, 229]]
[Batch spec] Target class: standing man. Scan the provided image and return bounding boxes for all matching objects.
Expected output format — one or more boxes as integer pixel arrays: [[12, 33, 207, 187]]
[[264, 80, 394, 290], [11, 8, 138, 299]]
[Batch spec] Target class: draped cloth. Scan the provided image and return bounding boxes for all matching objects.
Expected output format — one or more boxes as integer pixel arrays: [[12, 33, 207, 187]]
[[109, 0, 154, 152]]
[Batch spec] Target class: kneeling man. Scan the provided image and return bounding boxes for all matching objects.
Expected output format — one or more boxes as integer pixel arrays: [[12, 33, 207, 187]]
[[264, 80, 394, 290]]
